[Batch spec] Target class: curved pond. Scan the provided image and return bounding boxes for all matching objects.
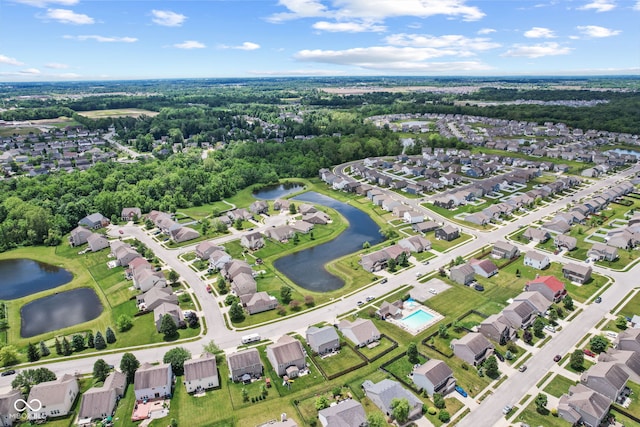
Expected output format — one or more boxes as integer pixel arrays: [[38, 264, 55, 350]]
[[273, 192, 384, 292], [21, 288, 103, 338], [0, 258, 73, 300], [253, 183, 304, 200]]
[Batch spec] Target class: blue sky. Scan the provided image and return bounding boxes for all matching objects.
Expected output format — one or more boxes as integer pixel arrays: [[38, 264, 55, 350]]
[[1, 0, 639, 81]]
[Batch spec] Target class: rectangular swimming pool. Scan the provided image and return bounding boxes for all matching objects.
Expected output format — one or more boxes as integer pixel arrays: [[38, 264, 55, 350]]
[[399, 309, 435, 330]]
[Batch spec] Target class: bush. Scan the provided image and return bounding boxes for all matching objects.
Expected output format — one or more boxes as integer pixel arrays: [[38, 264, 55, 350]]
[[461, 362, 469, 370], [551, 407, 558, 417], [438, 410, 450, 422], [428, 407, 437, 415]]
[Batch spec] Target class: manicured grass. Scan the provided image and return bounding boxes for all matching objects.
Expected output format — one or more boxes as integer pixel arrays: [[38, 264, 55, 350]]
[[543, 374, 577, 398], [616, 380, 640, 418], [565, 358, 594, 374], [357, 335, 396, 360], [515, 400, 571, 427], [611, 290, 640, 320], [428, 232, 473, 253], [313, 346, 365, 378], [296, 386, 355, 424], [77, 108, 159, 118]]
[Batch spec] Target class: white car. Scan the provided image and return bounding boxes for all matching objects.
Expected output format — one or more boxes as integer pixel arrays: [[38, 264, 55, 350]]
[[544, 325, 556, 333], [429, 288, 438, 295]]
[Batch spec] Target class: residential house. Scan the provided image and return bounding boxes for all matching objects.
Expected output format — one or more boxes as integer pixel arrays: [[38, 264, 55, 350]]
[[616, 329, 640, 352], [469, 258, 498, 278], [542, 219, 572, 234], [240, 232, 265, 250], [227, 348, 263, 382], [184, 352, 219, 393], [523, 228, 550, 243], [87, 233, 109, 252], [245, 292, 278, 315], [398, 235, 431, 253], [338, 318, 381, 348], [273, 199, 290, 211], [580, 362, 629, 401], [154, 302, 184, 331], [264, 225, 295, 242], [523, 251, 550, 270], [375, 300, 403, 320], [362, 379, 423, 421], [222, 259, 253, 281], [491, 241, 519, 259], [435, 225, 459, 241], [555, 234, 578, 251], [69, 226, 92, 247], [110, 241, 141, 267], [412, 221, 441, 234], [465, 212, 491, 226], [298, 203, 317, 215], [449, 263, 475, 285], [290, 220, 314, 234], [525, 275, 567, 302], [513, 291, 552, 315], [170, 227, 200, 244], [231, 272, 257, 297], [451, 333, 494, 366], [563, 263, 592, 284], [266, 335, 307, 378], [558, 384, 612, 427], [598, 349, 640, 384], [502, 300, 538, 329], [134, 363, 173, 401], [137, 287, 176, 311], [0, 389, 22, 427], [302, 212, 331, 225], [133, 269, 167, 293], [78, 212, 109, 230], [121, 207, 141, 222], [403, 210, 424, 224], [412, 359, 456, 396], [588, 243, 618, 262], [318, 399, 366, 427], [249, 200, 269, 215], [208, 250, 232, 271], [195, 241, 223, 260], [27, 374, 79, 420], [306, 326, 340, 355], [479, 313, 517, 344], [78, 371, 127, 423]]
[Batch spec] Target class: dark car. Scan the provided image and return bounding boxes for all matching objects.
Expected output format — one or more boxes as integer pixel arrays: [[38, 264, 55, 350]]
[[495, 351, 505, 362], [1, 369, 16, 377], [553, 354, 562, 362], [474, 284, 485, 291], [595, 297, 602, 303]]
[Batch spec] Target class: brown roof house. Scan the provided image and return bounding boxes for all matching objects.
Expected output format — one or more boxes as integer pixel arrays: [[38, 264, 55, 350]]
[[398, 235, 431, 253], [121, 207, 141, 221], [69, 226, 92, 247], [412, 359, 456, 395], [266, 335, 307, 378], [240, 232, 265, 250], [616, 329, 640, 352], [306, 326, 340, 355], [588, 243, 618, 262], [558, 384, 612, 427], [523, 228, 550, 243], [563, 262, 592, 284], [134, 363, 173, 401], [469, 258, 498, 278], [195, 241, 224, 260], [449, 263, 475, 285], [227, 348, 263, 382], [184, 352, 219, 393], [87, 233, 109, 252], [491, 241, 519, 259], [154, 302, 184, 331], [338, 318, 381, 348], [245, 291, 278, 315], [78, 371, 127, 423], [451, 333, 494, 366], [479, 314, 517, 345], [555, 234, 578, 251], [580, 361, 629, 401], [362, 379, 423, 422], [375, 300, 403, 320], [27, 374, 79, 421]]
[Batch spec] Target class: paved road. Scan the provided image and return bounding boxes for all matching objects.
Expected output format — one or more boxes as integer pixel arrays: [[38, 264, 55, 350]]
[[103, 131, 142, 159], [1, 163, 638, 427]]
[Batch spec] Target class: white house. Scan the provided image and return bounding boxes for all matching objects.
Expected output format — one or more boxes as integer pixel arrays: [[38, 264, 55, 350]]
[[183, 353, 219, 393], [28, 374, 79, 420], [523, 251, 550, 270], [134, 363, 173, 401]]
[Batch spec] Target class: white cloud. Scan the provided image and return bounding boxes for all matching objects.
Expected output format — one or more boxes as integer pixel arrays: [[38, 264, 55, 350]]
[[12, 0, 77, 7], [477, 28, 496, 35], [57, 72, 81, 78], [45, 62, 69, 69], [0, 54, 25, 66], [578, 0, 616, 12], [312, 20, 386, 32], [524, 27, 556, 38], [20, 68, 41, 75], [502, 42, 572, 58], [248, 69, 346, 76], [634, 1, 640, 10], [151, 10, 186, 27], [44, 8, 94, 24], [577, 25, 621, 37], [384, 33, 501, 52], [268, 0, 485, 23], [63, 35, 137, 42], [173, 40, 206, 49], [219, 42, 261, 50]]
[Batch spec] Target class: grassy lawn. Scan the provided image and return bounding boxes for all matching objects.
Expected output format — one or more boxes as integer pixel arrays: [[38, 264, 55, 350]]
[[565, 358, 595, 374], [514, 401, 571, 427], [357, 335, 396, 360], [428, 232, 473, 253], [313, 346, 365, 378], [616, 380, 640, 418], [383, 353, 427, 384], [564, 273, 608, 303], [543, 374, 577, 398], [295, 386, 355, 425], [612, 291, 640, 320]]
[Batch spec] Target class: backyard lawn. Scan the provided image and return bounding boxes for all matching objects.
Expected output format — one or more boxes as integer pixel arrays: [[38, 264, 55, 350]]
[[312, 345, 365, 378], [543, 374, 577, 398]]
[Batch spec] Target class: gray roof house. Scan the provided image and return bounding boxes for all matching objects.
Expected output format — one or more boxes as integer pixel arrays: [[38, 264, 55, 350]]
[[523, 227, 550, 243], [306, 326, 340, 355], [558, 384, 612, 427], [134, 363, 173, 401], [435, 225, 459, 241], [78, 371, 127, 423], [154, 302, 184, 332], [523, 251, 550, 270], [0, 389, 22, 427], [502, 300, 537, 329], [170, 226, 200, 243], [240, 232, 265, 250], [449, 263, 475, 285], [491, 241, 519, 259], [412, 359, 456, 396], [555, 234, 578, 250], [616, 329, 640, 352], [580, 361, 629, 401], [121, 207, 142, 221], [266, 335, 307, 378], [78, 212, 108, 230], [195, 241, 224, 260], [69, 226, 92, 246], [479, 314, 517, 345], [563, 262, 592, 284], [469, 258, 498, 278], [27, 374, 79, 420], [451, 333, 494, 366], [588, 243, 618, 262], [208, 250, 232, 271], [338, 318, 381, 348], [598, 349, 640, 384], [318, 399, 366, 427], [245, 291, 278, 315], [362, 379, 422, 421], [184, 352, 219, 393], [87, 233, 109, 252], [398, 235, 432, 253], [227, 348, 263, 382]]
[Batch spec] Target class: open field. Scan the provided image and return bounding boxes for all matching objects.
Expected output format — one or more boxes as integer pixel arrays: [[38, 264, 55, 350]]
[[76, 108, 159, 118]]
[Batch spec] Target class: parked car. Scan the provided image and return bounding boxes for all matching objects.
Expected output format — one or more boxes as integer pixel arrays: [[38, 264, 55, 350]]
[[356, 301, 364, 306], [495, 351, 505, 362], [474, 284, 485, 292], [1, 369, 16, 377], [366, 296, 375, 302], [583, 348, 596, 357], [119, 230, 124, 235], [381, 278, 388, 284], [553, 354, 562, 362], [595, 296, 602, 303], [423, 260, 430, 265], [502, 405, 513, 415], [429, 288, 438, 295], [518, 365, 527, 372], [455, 385, 468, 398], [544, 325, 556, 333]]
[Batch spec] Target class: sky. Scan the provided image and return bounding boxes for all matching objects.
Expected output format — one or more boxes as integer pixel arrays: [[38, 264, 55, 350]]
[[0, 0, 639, 81]]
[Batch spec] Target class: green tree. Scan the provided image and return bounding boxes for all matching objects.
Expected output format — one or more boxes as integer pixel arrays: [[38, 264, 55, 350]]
[[407, 342, 419, 364], [54, 337, 62, 355], [72, 334, 85, 352], [260, 382, 268, 397], [200, 218, 211, 236], [170, 419, 178, 427], [289, 203, 297, 214], [27, 343, 40, 362], [203, 340, 220, 355], [62, 337, 72, 356], [160, 314, 178, 339], [168, 270, 180, 285], [163, 347, 191, 376], [315, 395, 330, 410], [523, 329, 533, 344], [387, 258, 397, 272], [94, 331, 107, 350], [570, 350, 584, 370], [280, 286, 293, 304], [366, 413, 386, 427], [234, 218, 243, 230], [86, 331, 94, 348], [0, 345, 19, 366], [484, 355, 500, 378], [362, 241, 370, 249], [438, 410, 451, 422], [590, 335, 609, 354], [563, 295, 574, 310], [120, 352, 140, 383], [106, 327, 116, 344], [535, 393, 548, 414], [391, 398, 410, 424], [433, 392, 445, 409], [115, 313, 133, 332], [229, 302, 246, 323], [548, 308, 559, 325], [93, 359, 111, 382], [438, 324, 448, 338], [39, 341, 50, 357], [616, 316, 628, 330], [242, 387, 249, 402], [216, 277, 228, 294], [11, 368, 56, 394], [533, 317, 545, 337]]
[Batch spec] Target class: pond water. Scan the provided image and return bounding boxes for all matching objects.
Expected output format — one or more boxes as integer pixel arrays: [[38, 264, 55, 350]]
[[273, 192, 384, 292], [0, 258, 73, 300], [253, 183, 304, 200], [608, 148, 640, 157], [20, 288, 103, 338]]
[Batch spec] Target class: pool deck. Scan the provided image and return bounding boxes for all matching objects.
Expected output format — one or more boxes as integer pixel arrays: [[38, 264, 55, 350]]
[[389, 303, 444, 335]]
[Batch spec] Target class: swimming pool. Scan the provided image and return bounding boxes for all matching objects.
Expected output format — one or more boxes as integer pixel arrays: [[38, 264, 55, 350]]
[[399, 309, 435, 330]]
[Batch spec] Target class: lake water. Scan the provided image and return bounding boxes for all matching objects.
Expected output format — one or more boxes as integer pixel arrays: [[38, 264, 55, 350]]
[[0, 258, 73, 300], [20, 288, 103, 338], [608, 148, 640, 157], [272, 192, 384, 292], [253, 183, 304, 200]]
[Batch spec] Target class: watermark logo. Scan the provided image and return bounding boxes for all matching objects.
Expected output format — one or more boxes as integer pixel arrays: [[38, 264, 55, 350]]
[[14, 398, 42, 412]]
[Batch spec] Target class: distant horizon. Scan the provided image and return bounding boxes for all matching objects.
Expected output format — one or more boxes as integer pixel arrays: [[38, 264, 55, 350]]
[[1, 0, 639, 82]]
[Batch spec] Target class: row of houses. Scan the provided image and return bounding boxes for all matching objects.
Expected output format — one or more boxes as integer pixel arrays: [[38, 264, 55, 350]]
[[359, 235, 432, 272], [147, 210, 200, 244]]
